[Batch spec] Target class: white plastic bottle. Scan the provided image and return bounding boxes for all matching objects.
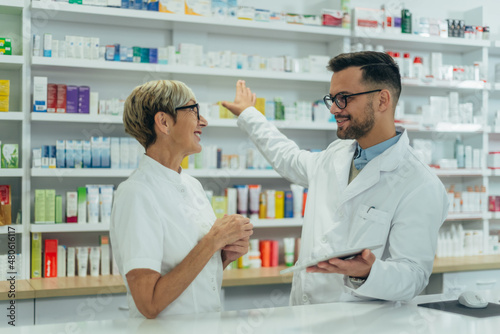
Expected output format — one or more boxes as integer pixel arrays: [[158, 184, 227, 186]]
[[413, 56, 424, 79], [403, 53, 413, 78]]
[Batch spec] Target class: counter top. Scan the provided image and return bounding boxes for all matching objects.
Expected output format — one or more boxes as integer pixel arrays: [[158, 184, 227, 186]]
[[4, 293, 500, 334]]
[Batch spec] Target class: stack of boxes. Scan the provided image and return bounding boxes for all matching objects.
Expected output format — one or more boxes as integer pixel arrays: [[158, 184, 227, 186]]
[[0, 80, 9, 112], [0, 37, 12, 55]]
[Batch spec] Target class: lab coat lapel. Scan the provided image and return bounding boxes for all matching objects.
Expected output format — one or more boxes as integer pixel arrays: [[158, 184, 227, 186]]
[[340, 158, 381, 205], [333, 142, 356, 192]]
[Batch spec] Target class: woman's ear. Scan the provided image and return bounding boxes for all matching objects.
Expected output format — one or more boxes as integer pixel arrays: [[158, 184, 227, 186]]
[[154, 111, 172, 136]]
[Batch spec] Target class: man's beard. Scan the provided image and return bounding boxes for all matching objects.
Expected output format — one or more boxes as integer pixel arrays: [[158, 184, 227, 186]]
[[336, 104, 375, 140]]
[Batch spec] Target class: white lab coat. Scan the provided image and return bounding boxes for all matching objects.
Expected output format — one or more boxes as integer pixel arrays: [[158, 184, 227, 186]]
[[237, 107, 449, 304]]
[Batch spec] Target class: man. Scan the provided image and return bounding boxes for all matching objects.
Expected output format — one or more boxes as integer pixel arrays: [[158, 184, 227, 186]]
[[222, 51, 448, 305]]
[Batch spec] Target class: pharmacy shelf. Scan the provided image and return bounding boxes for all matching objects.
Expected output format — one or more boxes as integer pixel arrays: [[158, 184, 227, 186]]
[[0, 280, 35, 301], [0, 224, 21, 235], [30, 168, 282, 178], [0, 55, 24, 69], [0, 0, 24, 15], [0, 169, 23, 177], [31, 168, 132, 178], [403, 123, 485, 133], [31, 57, 332, 83], [488, 212, 500, 220], [432, 255, 500, 274], [0, 112, 23, 121], [30, 223, 110, 233], [207, 119, 336, 131], [222, 266, 293, 287], [432, 168, 487, 177], [30, 2, 350, 43], [186, 169, 281, 178], [402, 78, 488, 91], [31, 112, 122, 124], [446, 213, 485, 221], [252, 218, 303, 228], [352, 31, 490, 53], [28, 275, 126, 299], [488, 40, 500, 56], [488, 169, 500, 177]]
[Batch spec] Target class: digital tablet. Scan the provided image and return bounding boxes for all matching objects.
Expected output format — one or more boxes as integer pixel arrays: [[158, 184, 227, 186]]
[[279, 244, 383, 275]]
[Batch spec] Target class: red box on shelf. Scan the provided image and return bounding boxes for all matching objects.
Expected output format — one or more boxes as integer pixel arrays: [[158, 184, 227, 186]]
[[47, 84, 57, 113], [44, 239, 58, 278]]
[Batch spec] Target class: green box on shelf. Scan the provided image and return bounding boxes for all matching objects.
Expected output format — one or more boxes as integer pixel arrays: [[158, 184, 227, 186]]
[[0, 38, 12, 48], [0, 47, 12, 55], [1, 144, 18, 168]]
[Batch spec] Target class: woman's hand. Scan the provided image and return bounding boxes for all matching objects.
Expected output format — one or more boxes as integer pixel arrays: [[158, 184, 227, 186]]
[[222, 237, 250, 266], [208, 214, 253, 250], [221, 80, 257, 116]]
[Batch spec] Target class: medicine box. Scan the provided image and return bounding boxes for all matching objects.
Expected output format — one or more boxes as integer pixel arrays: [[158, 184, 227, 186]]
[[1, 144, 19, 168], [353, 7, 384, 33], [159, 0, 184, 14]]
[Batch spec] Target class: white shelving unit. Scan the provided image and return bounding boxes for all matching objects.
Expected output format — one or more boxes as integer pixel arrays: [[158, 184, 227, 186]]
[[0, 1, 495, 282], [30, 223, 111, 233], [0, 169, 23, 177]]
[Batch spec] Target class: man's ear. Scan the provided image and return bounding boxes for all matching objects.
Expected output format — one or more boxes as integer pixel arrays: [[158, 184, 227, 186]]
[[378, 89, 392, 113], [154, 111, 171, 135]]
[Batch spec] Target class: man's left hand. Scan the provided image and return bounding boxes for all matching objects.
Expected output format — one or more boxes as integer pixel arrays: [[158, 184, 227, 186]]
[[306, 249, 376, 278]]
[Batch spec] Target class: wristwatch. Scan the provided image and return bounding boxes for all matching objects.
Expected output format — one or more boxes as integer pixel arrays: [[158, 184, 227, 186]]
[[348, 276, 367, 286]]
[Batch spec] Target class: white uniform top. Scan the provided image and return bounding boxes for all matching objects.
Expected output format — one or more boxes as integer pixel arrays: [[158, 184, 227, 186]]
[[110, 155, 223, 318], [237, 107, 449, 304]]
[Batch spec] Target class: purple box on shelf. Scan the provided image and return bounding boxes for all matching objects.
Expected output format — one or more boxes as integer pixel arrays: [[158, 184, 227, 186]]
[[78, 86, 90, 114], [66, 85, 79, 113], [149, 48, 158, 64]]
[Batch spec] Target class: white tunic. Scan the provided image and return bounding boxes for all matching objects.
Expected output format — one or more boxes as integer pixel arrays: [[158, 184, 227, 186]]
[[237, 107, 449, 304], [110, 155, 223, 318]]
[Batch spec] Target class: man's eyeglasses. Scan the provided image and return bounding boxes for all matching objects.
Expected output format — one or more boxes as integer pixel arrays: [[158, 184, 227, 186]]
[[323, 89, 382, 110], [175, 103, 200, 120]]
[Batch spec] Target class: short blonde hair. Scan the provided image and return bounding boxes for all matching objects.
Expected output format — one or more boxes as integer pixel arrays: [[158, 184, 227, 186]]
[[123, 80, 196, 149]]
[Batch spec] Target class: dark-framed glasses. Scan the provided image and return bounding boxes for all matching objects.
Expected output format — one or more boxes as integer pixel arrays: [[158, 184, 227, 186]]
[[323, 89, 382, 110], [175, 103, 200, 120]]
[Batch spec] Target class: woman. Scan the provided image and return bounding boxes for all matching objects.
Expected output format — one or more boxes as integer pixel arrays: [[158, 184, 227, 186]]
[[110, 80, 253, 319]]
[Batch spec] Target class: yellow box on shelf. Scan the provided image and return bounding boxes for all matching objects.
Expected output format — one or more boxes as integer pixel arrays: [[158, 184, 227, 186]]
[[0, 95, 8, 112]]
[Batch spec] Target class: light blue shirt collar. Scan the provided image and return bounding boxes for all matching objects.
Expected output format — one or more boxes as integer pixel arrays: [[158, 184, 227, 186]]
[[354, 131, 402, 170]]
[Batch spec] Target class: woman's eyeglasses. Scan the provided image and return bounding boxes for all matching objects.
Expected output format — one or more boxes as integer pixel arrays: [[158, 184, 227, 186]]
[[175, 103, 200, 120]]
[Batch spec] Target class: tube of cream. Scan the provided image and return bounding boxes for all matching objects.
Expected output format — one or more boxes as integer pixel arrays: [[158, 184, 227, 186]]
[[283, 238, 295, 266], [235, 185, 249, 217], [86, 185, 100, 224], [266, 190, 276, 219], [290, 184, 304, 218], [77, 247, 89, 277], [99, 185, 114, 224], [248, 184, 261, 220], [90, 246, 100, 277]]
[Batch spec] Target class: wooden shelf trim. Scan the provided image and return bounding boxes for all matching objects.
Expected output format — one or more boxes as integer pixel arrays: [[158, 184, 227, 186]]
[[3, 257, 500, 300]]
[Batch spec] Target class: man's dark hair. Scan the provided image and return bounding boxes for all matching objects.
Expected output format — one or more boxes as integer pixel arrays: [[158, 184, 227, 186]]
[[327, 51, 402, 105]]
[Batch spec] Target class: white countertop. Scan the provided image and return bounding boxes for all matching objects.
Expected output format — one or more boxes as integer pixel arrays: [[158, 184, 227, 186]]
[[5, 293, 500, 334]]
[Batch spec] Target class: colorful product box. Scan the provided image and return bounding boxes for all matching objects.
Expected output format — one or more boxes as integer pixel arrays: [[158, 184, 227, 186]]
[[33, 77, 48, 112], [56, 84, 67, 113], [78, 86, 90, 114], [0, 185, 11, 226], [1, 144, 18, 168], [47, 84, 57, 113], [66, 85, 79, 113], [159, 0, 184, 14], [185, 0, 211, 16], [0, 38, 12, 48], [31, 232, 42, 278], [0, 80, 9, 96], [66, 191, 78, 223], [322, 9, 343, 27], [44, 239, 58, 278], [0, 96, 8, 112], [35, 189, 46, 223], [0, 47, 12, 55]]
